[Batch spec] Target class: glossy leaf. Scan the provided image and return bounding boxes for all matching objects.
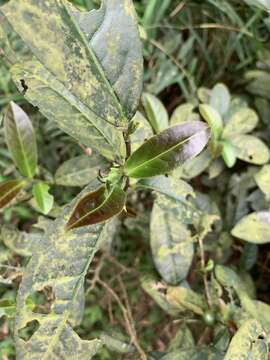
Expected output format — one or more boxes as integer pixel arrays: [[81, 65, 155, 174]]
[[125, 121, 210, 178], [230, 135, 270, 165], [32, 183, 54, 215], [0, 179, 26, 210], [4, 102, 37, 178], [210, 83, 230, 116], [199, 104, 223, 140], [67, 184, 126, 230], [1, 0, 144, 161], [223, 108, 258, 138], [254, 164, 270, 199], [224, 320, 268, 360], [150, 196, 194, 284], [55, 154, 108, 187], [232, 211, 270, 244], [14, 183, 111, 359], [142, 92, 169, 133]]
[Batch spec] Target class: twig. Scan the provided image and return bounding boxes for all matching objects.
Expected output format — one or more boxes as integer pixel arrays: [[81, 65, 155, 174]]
[[170, 0, 189, 18], [98, 278, 147, 360], [198, 231, 212, 308]]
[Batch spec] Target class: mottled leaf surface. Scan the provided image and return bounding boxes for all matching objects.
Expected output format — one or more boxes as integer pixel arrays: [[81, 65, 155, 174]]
[[125, 121, 210, 178], [4, 101, 37, 178], [199, 104, 223, 140], [166, 286, 205, 315], [232, 211, 270, 244], [55, 154, 108, 187], [150, 196, 194, 285], [223, 108, 258, 138], [14, 183, 110, 359], [0, 0, 143, 161], [254, 164, 270, 199], [1, 225, 40, 257], [0, 179, 26, 210], [170, 103, 198, 125], [224, 320, 268, 360], [178, 148, 212, 179], [231, 135, 270, 165]]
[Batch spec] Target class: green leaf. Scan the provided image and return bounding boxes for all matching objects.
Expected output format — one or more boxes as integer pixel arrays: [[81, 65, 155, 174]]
[[221, 140, 237, 168], [254, 164, 270, 199], [142, 92, 169, 133], [125, 121, 210, 178], [4, 102, 37, 178], [0, 179, 26, 210], [55, 154, 108, 187], [230, 135, 270, 165], [14, 183, 111, 359], [232, 211, 270, 244], [66, 184, 126, 230], [32, 183, 54, 215], [170, 103, 198, 125], [150, 196, 194, 285], [223, 108, 258, 138], [100, 332, 135, 354], [224, 320, 268, 360], [210, 83, 231, 116], [168, 324, 195, 351], [199, 104, 223, 141], [0, 299, 16, 319], [244, 0, 270, 11], [1, 0, 143, 161]]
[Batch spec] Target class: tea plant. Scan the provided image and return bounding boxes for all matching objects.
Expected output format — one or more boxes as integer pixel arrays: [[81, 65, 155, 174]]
[[1, 1, 270, 359]]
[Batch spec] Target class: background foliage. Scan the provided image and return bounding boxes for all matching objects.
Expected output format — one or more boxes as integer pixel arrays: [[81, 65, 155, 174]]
[[1, 0, 270, 359]]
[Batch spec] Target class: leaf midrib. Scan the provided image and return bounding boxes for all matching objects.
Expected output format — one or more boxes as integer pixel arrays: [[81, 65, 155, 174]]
[[0, 181, 24, 205], [126, 128, 208, 176]]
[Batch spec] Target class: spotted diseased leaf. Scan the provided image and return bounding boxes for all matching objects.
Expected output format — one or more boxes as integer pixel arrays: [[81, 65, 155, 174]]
[[230, 135, 270, 165], [170, 103, 198, 125], [14, 183, 111, 359], [142, 92, 169, 133], [224, 320, 268, 360], [1, 0, 143, 162], [4, 102, 37, 178], [125, 121, 210, 178], [166, 286, 205, 315], [1, 225, 40, 257], [55, 154, 108, 187], [140, 274, 180, 316], [150, 196, 194, 285], [178, 148, 212, 179], [0, 179, 26, 210], [67, 184, 126, 230], [232, 211, 270, 244], [223, 108, 258, 138], [254, 164, 270, 199]]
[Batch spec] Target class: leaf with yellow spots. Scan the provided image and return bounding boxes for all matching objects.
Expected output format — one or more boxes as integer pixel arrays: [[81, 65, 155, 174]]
[[13, 183, 120, 359], [0, 0, 143, 162]]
